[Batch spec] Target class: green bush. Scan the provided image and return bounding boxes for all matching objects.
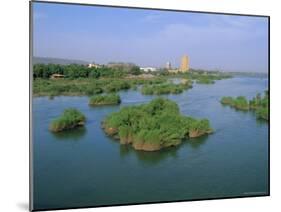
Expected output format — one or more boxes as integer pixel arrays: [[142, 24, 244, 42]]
[[89, 94, 121, 106], [220, 91, 269, 121], [50, 108, 86, 132], [256, 107, 268, 120], [220, 96, 234, 105], [103, 98, 213, 151], [141, 82, 192, 95], [234, 96, 249, 110]]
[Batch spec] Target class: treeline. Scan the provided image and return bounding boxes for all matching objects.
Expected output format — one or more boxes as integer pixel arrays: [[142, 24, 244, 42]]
[[220, 91, 269, 121], [33, 63, 141, 79]]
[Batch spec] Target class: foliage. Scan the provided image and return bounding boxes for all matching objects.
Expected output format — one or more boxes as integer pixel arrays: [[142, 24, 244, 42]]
[[234, 96, 249, 110], [89, 94, 121, 106], [103, 98, 213, 151], [141, 81, 192, 95], [49, 108, 86, 132], [33, 78, 168, 96], [256, 107, 268, 121], [220, 97, 234, 105], [196, 78, 215, 84], [33, 63, 141, 79], [221, 96, 248, 110], [220, 90, 269, 121]]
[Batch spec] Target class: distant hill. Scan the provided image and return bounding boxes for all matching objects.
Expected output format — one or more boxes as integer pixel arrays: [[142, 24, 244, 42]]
[[33, 57, 89, 65]]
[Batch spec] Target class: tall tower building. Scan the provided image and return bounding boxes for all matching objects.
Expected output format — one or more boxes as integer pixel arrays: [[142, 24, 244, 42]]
[[180, 55, 189, 72], [166, 61, 171, 69]]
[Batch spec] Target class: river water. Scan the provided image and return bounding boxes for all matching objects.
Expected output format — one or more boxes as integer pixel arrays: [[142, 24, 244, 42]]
[[32, 76, 269, 210]]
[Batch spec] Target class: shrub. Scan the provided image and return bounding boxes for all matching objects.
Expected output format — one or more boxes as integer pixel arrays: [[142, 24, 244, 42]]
[[103, 98, 213, 151], [89, 94, 121, 106], [220, 91, 269, 121], [141, 82, 192, 95], [50, 108, 86, 132]]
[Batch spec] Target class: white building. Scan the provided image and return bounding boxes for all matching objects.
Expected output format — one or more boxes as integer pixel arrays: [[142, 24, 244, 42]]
[[140, 67, 157, 72], [166, 61, 171, 69], [88, 63, 101, 68]]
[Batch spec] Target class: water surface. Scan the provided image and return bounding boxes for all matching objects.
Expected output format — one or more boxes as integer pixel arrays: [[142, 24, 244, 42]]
[[32, 77, 268, 210]]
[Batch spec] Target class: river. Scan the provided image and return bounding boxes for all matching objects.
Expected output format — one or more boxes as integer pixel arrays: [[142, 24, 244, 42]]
[[32, 76, 269, 210]]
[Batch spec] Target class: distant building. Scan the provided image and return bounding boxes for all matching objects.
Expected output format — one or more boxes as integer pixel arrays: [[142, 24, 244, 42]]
[[88, 63, 101, 68], [166, 61, 171, 69], [50, 74, 64, 79], [140, 67, 157, 72], [179, 55, 189, 72]]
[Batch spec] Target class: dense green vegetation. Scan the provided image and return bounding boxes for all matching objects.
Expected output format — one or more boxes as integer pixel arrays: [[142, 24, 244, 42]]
[[33, 63, 141, 79], [89, 94, 121, 106], [49, 108, 86, 132], [102, 98, 213, 151], [221, 96, 249, 110], [256, 107, 268, 120], [220, 91, 269, 121], [141, 81, 192, 95], [33, 78, 166, 96]]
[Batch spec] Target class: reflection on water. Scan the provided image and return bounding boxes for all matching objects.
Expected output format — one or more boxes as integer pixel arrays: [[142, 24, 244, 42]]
[[187, 135, 209, 149], [51, 127, 87, 141], [255, 116, 268, 125], [119, 135, 209, 164], [119, 144, 179, 165]]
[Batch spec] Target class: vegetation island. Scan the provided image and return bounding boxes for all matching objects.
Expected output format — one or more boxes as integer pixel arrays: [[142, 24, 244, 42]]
[[141, 80, 192, 95], [49, 108, 86, 132], [102, 98, 213, 151], [89, 94, 121, 106], [220, 90, 269, 121]]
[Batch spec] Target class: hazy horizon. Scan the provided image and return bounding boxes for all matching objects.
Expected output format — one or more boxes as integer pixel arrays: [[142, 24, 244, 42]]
[[33, 2, 269, 72]]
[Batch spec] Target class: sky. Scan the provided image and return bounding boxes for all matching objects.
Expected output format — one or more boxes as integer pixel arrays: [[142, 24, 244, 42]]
[[33, 2, 269, 72]]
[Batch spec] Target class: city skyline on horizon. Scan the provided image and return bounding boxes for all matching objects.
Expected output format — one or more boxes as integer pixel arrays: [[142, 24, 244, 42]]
[[33, 2, 269, 72]]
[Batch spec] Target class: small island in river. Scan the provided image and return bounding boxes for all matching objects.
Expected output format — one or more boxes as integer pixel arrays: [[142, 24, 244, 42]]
[[102, 98, 213, 151], [220, 90, 268, 121], [49, 108, 86, 132], [89, 94, 121, 106], [141, 81, 192, 95]]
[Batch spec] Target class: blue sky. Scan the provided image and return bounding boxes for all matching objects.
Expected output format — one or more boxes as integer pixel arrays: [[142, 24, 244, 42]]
[[33, 2, 268, 72]]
